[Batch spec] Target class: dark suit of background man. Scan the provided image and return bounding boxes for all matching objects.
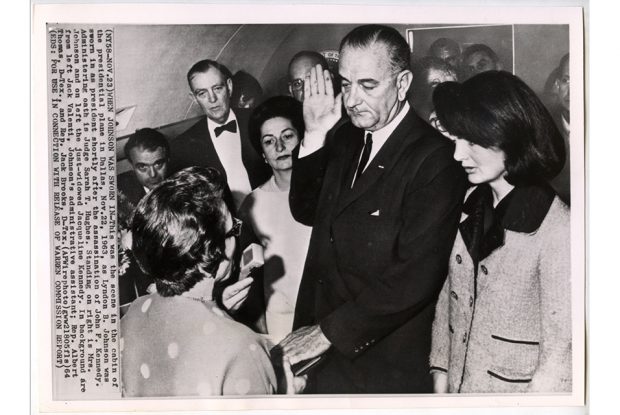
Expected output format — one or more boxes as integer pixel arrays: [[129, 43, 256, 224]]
[[277, 25, 467, 394], [117, 128, 170, 312], [171, 60, 270, 210]]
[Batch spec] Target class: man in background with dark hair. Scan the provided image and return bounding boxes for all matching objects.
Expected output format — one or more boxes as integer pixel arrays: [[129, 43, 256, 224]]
[[171, 59, 270, 210], [277, 24, 467, 394], [460, 43, 502, 80], [231, 70, 264, 109], [118, 128, 170, 208], [117, 128, 170, 314], [428, 37, 461, 70]]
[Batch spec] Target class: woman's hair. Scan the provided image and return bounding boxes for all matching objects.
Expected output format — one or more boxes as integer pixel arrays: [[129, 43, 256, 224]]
[[433, 70, 566, 185], [130, 166, 228, 297], [248, 95, 304, 155]]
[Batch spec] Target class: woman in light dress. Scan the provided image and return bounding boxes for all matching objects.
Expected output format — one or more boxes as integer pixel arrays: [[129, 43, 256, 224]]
[[239, 96, 313, 343]]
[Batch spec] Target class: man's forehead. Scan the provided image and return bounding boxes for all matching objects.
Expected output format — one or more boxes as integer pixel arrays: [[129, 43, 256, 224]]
[[130, 146, 167, 161], [438, 46, 458, 58], [339, 43, 391, 75], [290, 56, 320, 77], [466, 51, 491, 64]]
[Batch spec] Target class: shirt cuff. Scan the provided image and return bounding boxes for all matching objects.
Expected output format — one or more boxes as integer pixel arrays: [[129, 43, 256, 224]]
[[298, 131, 327, 158]]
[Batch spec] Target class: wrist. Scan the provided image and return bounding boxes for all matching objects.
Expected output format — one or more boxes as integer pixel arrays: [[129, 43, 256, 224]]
[[314, 324, 331, 347], [299, 131, 327, 157]]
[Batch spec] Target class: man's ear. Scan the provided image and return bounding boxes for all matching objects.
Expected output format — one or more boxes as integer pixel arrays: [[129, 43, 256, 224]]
[[189, 91, 197, 104], [288, 83, 293, 97], [396, 70, 413, 101], [227, 78, 233, 96]]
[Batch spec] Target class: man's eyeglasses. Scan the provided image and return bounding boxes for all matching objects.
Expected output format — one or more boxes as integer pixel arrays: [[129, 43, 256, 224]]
[[225, 217, 243, 239], [289, 79, 304, 91]]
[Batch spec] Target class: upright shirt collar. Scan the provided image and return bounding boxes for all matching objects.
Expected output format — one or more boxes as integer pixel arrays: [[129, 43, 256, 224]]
[[460, 183, 556, 262], [207, 110, 238, 140]]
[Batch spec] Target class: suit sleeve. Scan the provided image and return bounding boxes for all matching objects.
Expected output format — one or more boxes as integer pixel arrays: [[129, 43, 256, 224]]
[[289, 144, 329, 226], [320, 148, 467, 359], [528, 203, 572, 392]]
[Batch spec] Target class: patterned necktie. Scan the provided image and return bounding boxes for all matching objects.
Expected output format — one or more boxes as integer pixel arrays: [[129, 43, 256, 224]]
[[214, 120, 237, 137], [354, 132, 373, 183]]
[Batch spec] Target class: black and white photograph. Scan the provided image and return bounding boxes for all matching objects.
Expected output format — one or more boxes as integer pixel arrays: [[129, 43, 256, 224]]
[[32, 2, 586, 413]]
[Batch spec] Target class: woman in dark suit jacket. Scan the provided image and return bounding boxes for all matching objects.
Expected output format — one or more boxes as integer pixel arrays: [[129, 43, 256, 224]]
[[429, 71, 572, 393]]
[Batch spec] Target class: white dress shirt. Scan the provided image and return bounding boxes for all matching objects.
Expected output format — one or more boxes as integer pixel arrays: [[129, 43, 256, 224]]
[[299, 102, 411, 187], [207, 111, 253, 209]]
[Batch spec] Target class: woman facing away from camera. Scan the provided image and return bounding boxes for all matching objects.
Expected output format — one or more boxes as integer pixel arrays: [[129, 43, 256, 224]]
[[120, 167, 280, 397], [429, 71, 571, 393], [237, 96, 312, 343]]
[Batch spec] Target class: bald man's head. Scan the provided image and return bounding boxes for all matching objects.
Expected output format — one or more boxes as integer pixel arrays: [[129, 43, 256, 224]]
[[288, 51, 329, 102]]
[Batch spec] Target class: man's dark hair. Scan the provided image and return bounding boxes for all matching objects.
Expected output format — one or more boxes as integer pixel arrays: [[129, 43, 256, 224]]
[[248, 96, 305, 155], [411, 56, 456, 86], [131, 166, 229, 297], [187, 59, 233, 87], [230, 70, 264, 105], [429, 37, 460, 58], [124, 128, 170, 163], [462, 44, 500, 65], [288, 51, 330, 78], [433, 70, 565, 186], [340, 24, 410, 74]]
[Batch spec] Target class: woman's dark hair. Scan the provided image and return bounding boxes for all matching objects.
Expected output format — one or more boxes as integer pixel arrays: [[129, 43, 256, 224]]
[[130, 167, 228, 297], [433, 70, 566, 186], [248, 95, 304, 155]]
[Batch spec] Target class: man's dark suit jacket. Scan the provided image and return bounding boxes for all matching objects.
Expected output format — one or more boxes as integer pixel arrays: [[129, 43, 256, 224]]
[[289, 109, 467, 394], [117, 171, 146, 216], [170, 108, 271, 192]]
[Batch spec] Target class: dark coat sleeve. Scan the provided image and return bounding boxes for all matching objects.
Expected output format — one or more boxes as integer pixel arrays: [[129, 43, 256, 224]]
[[288, 144, 330, 226], [320, 147, 467, 359]]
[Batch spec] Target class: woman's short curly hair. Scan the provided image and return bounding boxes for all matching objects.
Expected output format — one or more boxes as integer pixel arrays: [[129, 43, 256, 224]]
[[433, 70, 566, 186], [130, 166, 228, 297]]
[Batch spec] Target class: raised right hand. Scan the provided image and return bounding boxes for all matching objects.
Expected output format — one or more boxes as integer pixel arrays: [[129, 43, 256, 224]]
[[303, 64, 342, 137]]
